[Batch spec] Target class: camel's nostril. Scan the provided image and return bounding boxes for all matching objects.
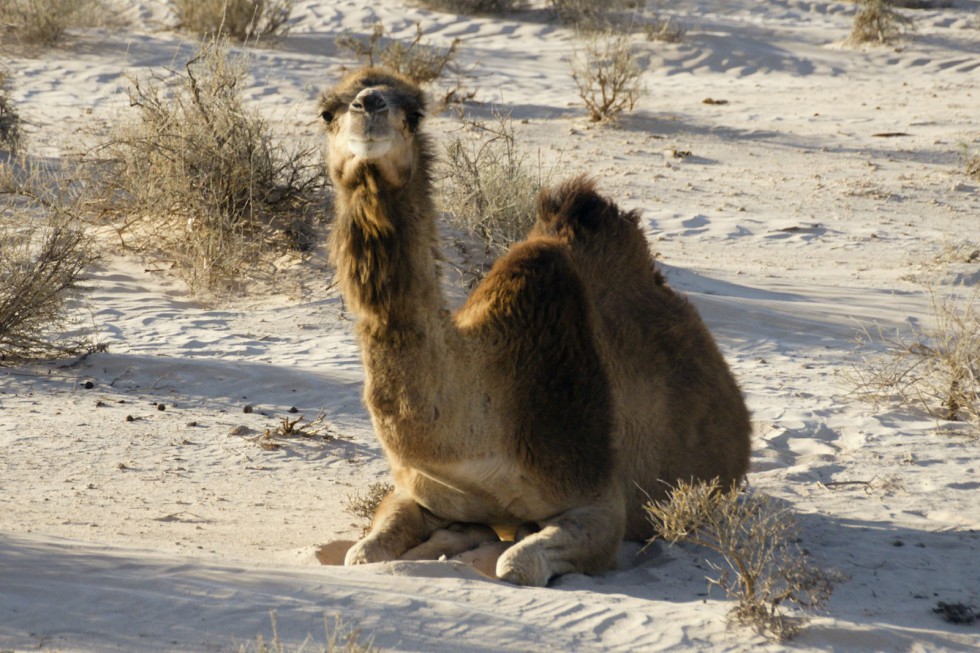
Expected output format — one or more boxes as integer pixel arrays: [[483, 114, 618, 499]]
[[353, 90, 387, 114]]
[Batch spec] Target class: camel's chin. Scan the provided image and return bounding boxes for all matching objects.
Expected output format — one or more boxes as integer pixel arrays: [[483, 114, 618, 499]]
[[348, 138, 392, 160]]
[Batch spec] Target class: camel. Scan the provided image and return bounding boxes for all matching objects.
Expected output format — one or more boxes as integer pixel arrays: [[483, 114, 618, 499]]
[[319, 67, 751, 586]]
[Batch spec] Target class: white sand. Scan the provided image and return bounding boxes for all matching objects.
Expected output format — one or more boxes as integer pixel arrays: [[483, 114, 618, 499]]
[[2, 1, 979, 651]]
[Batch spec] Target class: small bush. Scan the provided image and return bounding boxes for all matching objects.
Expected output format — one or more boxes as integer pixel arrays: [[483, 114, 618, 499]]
[[174, 0, 294, 43], [91, 38, 325, 294], [0, 207, 98, 361], [336, 21, 461, 86], [440, 111, 549, 255], [344, 482, 393, 523], [416, 0, 524, 14], [570, 30, 646, 123], [644, 12, 685, 43], [0, 68, 21, 155], [646, 480, 842, 642], [849, 0, 914, 45], [0, 0, 110, 48], [846, 287, 979, 435], [550, 0, 637, 30]]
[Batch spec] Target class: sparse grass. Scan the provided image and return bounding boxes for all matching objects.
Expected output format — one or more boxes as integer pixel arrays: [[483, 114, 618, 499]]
[[440, 111, 550, 256], [646, 479, 843, 642], [345, 482, 393, 523], [849, 0, 914, 45], [0, 68, 21, 155], [89, 37, 326, 295], [174, 0, 294, 43], [570, 30, 646, 123], [846, 286, 979, 436], [0, 200, 99, 361], [239, 612, 379, 653], [0, 0, 111, 48]]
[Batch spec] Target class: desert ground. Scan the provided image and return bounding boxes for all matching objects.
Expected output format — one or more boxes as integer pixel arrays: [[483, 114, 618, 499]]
[[1, 1, 979, 651]]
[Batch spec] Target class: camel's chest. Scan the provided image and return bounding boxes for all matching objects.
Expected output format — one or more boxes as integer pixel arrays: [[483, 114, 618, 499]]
[[393, 457, 559, 526]]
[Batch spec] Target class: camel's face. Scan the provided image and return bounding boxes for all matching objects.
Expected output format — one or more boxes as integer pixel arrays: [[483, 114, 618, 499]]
[[320, 68, 426, 188]]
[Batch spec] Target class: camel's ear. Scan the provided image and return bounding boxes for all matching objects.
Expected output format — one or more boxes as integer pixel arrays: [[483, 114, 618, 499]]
[[321, 110, 334, 125]]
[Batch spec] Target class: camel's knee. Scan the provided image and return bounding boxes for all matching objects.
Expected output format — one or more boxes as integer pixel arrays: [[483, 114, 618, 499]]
[[345, 534, 398, 566], [344, 491, 448, 566]]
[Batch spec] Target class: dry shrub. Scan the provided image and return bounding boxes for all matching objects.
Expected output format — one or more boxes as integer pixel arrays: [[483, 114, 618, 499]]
[[91, 38, 325, 295], [849, 0, 914, 45], [0, 200, 98, 361], [550, 0, 637, 30], [174, 0, 294, 43], [0, 68, 21, 155], [415, 0, 524, 14], [336, 21, 461, 86], [0, 0, 111, 48], [644, 11, 685, 43], [570, 30, 646, 123], [964, 146, 980, 182], [968, 156, 980, 181], [440, 111, 549, 256], [846, 287, 979, 436], [646, 480, 842, 642], [345, 482, 393, 523]]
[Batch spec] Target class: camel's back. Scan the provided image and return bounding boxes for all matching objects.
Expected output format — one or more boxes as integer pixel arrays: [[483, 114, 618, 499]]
[[533, 177, 751, 539]]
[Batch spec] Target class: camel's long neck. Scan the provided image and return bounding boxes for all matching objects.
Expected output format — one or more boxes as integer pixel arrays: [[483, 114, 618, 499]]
[[330, 163, 453, 434], [330, 166, 443, 332]]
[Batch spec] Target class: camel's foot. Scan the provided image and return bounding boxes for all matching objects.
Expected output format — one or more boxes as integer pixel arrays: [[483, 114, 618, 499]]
[[496, 540, 553, 587], [494, 504, 623, 586]]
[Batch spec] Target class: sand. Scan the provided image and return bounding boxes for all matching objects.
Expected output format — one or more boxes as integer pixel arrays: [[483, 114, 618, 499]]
[[1, 1, 979, 651]]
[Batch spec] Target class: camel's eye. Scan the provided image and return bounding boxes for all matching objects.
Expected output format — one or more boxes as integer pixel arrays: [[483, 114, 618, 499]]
[[321, 110, 334, 125], [406, 111, 424, 131]]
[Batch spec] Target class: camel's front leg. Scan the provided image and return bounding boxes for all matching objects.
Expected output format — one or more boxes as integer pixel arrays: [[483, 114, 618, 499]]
[[496, 498, 626, 586], [345, 489, 449, 566]]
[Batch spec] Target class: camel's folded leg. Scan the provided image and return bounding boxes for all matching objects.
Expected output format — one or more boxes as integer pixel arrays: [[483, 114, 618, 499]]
[[344, 491, 449, 566], [495, 502, 625, 587], [401, 523, 500, 561]]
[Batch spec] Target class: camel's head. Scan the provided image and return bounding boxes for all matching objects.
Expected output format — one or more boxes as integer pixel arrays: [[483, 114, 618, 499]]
[[320, 68, 427, 189]]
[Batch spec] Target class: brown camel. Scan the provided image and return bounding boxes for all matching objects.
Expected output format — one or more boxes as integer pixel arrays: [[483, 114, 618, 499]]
[[319, 67, 751, 586]]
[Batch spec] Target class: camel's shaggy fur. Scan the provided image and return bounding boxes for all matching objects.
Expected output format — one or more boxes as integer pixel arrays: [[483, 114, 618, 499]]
[[320, 67, 751, 586]]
